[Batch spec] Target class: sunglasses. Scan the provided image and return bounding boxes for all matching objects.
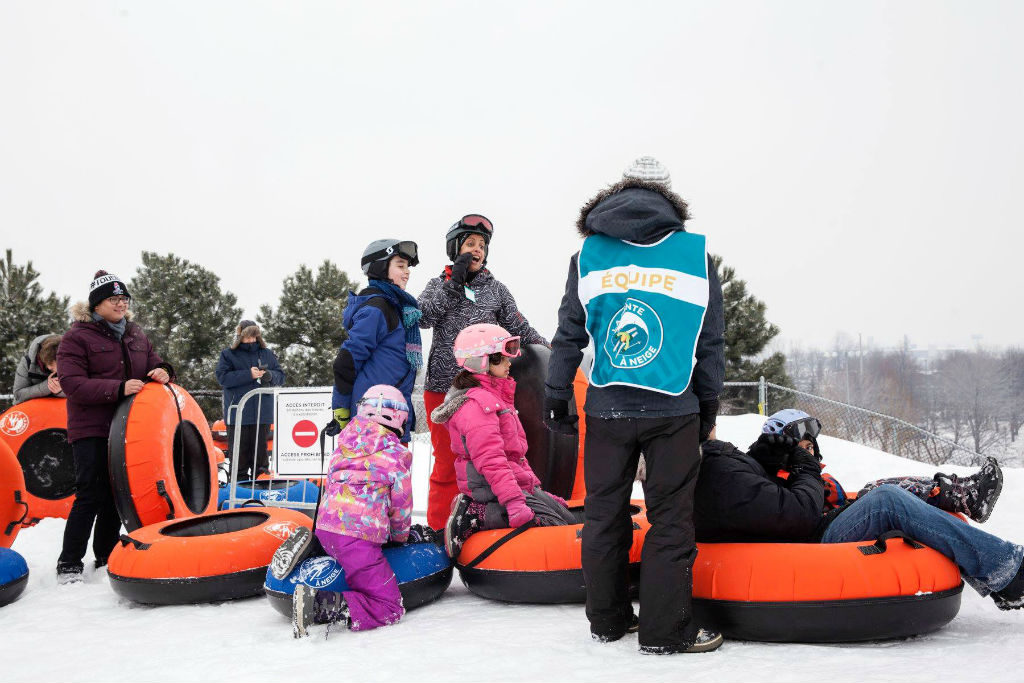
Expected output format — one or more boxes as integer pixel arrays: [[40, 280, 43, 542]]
[[784, 417, 822, 441], [457, 214, 493, 236], [459, 336, 521, 373]]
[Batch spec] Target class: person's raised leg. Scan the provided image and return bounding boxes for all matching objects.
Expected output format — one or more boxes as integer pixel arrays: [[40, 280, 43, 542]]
[[822, 484, 1024, 596]]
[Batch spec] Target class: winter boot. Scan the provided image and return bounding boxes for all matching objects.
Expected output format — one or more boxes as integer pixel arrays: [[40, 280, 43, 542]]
[[293, 585, 351, 638], [991, 562, 1024, 611], [315, 590, 350, 638], [407, 523, 441, 545], [639, 628, 724, 654], [56, 561, 84, 585], [444, 494, 480, 560], [271, 526, 313, 580], [934, 457, 1003, 523], [591, 612, 640, 643]]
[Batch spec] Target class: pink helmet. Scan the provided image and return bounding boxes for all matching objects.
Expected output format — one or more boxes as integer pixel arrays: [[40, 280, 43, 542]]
[[453, 323, 522, 374], [357, 384, 410, 435]]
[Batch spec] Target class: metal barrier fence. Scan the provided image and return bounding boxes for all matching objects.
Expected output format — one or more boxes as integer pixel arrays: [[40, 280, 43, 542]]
[[3, 378, 989, 470], [719, 379, 988, 467]]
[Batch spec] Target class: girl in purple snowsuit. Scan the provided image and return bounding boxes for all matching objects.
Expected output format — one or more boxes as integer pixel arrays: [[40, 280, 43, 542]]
[[291, 384, 413, 638]]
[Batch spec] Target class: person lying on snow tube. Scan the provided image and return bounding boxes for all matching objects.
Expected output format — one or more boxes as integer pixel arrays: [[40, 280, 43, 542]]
[[430, 323, 575, 560], [693, 409, 1024, 611], [271, 384, 422, 638], [753, 409, 1004, 524]]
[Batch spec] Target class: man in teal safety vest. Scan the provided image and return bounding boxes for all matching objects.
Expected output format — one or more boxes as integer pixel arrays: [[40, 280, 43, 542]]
[[544, 156, 726, 654]]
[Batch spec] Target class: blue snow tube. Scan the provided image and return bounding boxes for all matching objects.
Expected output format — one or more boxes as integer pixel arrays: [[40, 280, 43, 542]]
[[218, 479, 320, 515], [0, 547, 29, 607], [264, 542, 453, 619]]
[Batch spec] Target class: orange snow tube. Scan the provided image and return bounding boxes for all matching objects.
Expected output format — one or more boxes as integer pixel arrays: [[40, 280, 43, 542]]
[[0, 440, 29, 548], [108, 507, 311, 604], [692, 532, 964, 642], [108, 383, 218, 531], [0, 398, 76, 522], [454, 500, 650, 603]]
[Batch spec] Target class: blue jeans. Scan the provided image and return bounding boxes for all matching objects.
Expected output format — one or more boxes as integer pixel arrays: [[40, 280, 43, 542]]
[[822, 484, 1024, 595]]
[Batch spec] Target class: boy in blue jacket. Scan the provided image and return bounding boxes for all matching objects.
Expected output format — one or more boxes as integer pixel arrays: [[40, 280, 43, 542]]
[[331, 239, 421, 442]]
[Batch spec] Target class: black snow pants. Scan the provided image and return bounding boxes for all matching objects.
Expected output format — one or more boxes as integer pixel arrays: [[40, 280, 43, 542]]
[[58, 437, 122, 569], [581, 413, 702, 651]]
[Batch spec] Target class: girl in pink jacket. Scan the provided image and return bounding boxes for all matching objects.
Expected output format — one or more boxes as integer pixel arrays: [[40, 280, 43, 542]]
[[430, 323, 576, 558], [289, 384, 413, 638]]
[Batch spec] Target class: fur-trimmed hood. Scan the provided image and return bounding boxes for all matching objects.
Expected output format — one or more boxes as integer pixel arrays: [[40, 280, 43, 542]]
[[70, 301, 133, 323], [429, 386, 472, 424], [575, 178, 691, 242]]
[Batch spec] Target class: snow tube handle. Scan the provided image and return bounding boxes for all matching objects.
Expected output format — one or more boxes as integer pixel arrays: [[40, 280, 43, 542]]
[[4, 490, 30, 536], [858, 530, 924, 555], [119, 534, 152, 551], [156, 480, 176, 520], [240, 499, 266, 508], [461, 520, 537, 570]]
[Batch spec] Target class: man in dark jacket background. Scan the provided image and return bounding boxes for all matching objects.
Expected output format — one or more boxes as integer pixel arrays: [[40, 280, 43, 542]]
[[545, 157, 725, 654], [216, 320, 285, 480]]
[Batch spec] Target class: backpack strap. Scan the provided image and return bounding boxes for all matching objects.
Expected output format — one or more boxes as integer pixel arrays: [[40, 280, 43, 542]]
[[358, 288, 400, 333]]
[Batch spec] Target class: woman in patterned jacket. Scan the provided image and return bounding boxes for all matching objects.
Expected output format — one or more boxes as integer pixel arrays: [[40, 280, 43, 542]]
[[417, 214, 548, 529]]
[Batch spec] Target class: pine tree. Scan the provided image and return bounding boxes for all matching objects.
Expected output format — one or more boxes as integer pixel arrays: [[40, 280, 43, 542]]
[[0, 249, 69, 398], [128, 252, 242, 398], [712, 254, 790, 411], [258, 261, 354, 387]]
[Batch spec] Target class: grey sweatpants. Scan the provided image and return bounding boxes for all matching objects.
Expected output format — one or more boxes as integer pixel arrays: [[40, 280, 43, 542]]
[[478, 489, 577, 530]]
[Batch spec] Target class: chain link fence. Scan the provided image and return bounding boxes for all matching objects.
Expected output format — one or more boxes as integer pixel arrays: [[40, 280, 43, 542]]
[[720, 380, 987, 467], [3, 379, 989, 467]]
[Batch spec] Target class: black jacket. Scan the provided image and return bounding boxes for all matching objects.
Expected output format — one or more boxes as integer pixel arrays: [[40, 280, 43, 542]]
[[694, 439, 828, 542], [545, 180, 725, 419]]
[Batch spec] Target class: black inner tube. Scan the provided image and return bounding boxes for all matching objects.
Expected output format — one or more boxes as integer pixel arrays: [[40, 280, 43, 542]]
[[160, 510, 270, 537], [17, 428, 76, 500], [173, 421, 212, 515]]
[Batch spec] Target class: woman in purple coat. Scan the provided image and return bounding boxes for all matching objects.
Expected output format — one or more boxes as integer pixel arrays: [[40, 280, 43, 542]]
[[55, 271, 173, 583]]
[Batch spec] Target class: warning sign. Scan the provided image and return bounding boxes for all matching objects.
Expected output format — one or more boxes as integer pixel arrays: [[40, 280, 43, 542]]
[[273, 389, 335, 476], [292, 420, 319, 448]]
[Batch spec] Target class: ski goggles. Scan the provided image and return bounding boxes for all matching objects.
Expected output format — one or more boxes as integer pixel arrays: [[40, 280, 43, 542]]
[[360, 240, 419, 268], [357, 397, 410, 413], [457, 336, 522, 373], [784, 417, 822, 441], [453, 214, 493, 238]]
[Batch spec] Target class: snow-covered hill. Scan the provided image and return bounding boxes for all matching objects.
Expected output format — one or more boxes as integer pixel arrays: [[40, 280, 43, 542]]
[[4, 414, 1023, 683]]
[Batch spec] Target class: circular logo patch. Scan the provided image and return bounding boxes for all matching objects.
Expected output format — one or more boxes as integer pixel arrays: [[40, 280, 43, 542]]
[[0, 410, 30, 437], [602, 298, 664, 370]]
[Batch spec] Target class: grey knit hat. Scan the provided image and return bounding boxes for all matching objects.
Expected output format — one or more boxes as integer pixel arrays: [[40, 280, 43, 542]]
[[623, 156, 671, 189]]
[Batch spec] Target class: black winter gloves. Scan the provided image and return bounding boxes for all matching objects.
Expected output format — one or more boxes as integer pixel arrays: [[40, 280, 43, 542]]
[[544, 396, 579, 434], [747, 432, 822, 479], [747, 433, 797, 474], [450, 253, 474, 287], [699, 399, 719, 442], [787, 445, 823, 478]]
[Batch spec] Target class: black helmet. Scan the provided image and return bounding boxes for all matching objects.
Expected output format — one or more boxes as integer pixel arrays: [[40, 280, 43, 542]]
[[361, 239, 419, 281], [445, 214, 494, 263]]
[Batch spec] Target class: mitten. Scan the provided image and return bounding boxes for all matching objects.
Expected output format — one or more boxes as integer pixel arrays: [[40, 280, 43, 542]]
[[450, 252, 474, 286], [506, 499, 535, 528]]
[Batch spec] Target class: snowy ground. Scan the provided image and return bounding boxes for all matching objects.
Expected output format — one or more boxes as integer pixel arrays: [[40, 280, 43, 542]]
[[4, 414, 1024, 683]]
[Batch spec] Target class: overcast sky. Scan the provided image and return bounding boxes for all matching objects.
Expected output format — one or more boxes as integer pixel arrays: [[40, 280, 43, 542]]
[[2, 1, 1021, 355]]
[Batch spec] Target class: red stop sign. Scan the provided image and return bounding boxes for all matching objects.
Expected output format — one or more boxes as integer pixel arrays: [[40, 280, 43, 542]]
[[292, 419, 319, 448]]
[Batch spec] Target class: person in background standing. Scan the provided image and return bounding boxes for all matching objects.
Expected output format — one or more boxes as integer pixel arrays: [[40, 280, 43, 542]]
[[13, 333, 64, 404], [216, 320, 285, 480]]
